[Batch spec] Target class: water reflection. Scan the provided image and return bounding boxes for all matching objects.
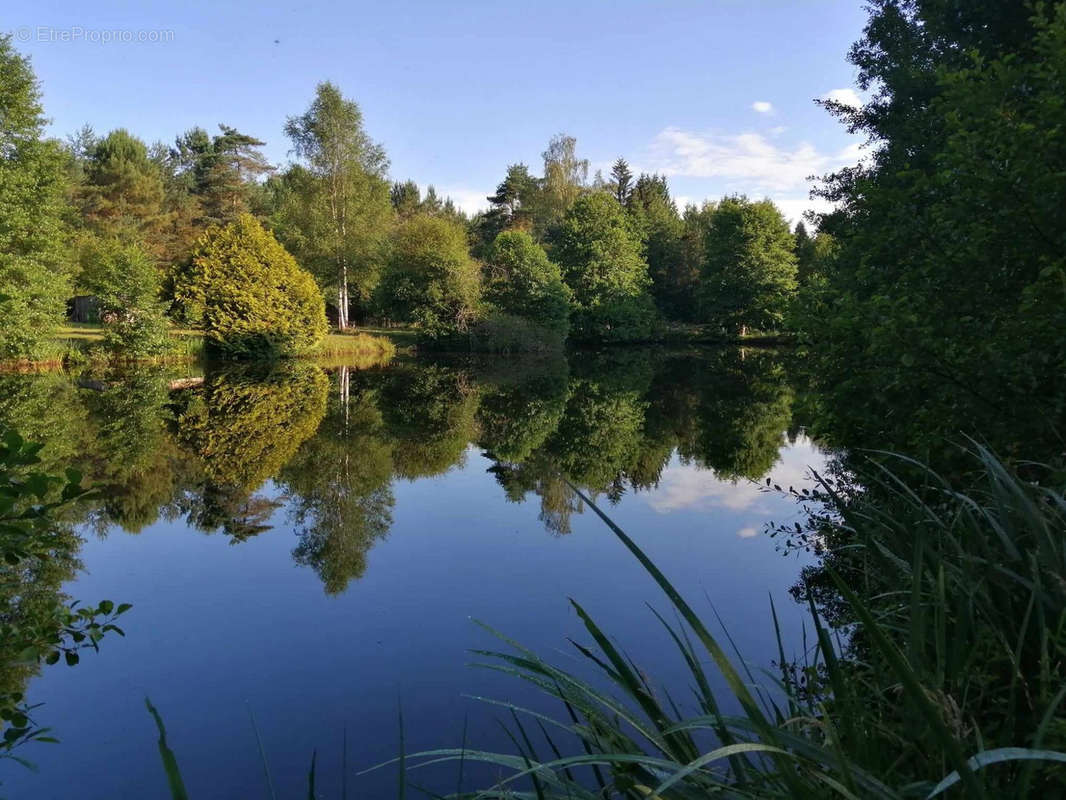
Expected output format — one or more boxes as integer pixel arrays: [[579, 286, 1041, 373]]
[[0, 348, 807, 595]]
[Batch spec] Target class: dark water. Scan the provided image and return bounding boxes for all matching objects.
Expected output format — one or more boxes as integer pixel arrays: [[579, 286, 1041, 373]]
[[1, 349, 828, 798]]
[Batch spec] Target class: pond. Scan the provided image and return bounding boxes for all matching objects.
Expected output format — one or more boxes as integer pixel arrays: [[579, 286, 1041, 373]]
[[1, 349, 829, 798]]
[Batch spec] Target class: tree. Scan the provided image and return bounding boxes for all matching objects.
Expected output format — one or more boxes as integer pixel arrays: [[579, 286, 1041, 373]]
[[281, 82, 393, 328], [484, 230, 571, 337], [610, 158, 633, 206], [176, 214, 328, 358], [79, 129, 166, 252], [169, 124, 273, 227], [627, 174, 684, 319], [536, 133, 587, 235], [477, 164, 539, 250], [669, 201, 715, 321], [390, 180, 421, 218], [699, 196, 796, 335], [0, 35, 71, 360], [793, 221, 837, 286], [376, 215, 480, 339], [804, 0, 1066, 460], [552, 192, 657, 342]]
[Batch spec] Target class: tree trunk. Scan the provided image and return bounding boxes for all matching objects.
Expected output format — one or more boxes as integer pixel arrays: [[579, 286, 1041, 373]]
[[337, 260, 349, 330]]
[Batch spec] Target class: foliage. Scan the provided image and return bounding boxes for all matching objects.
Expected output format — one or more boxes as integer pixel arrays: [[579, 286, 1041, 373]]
[[536, 134, 588, 235], [468, 313, 566, 354], [484, 230, 570, 336], [802, 1, 1066, 463], [177, 214, 328, 359], [698, 196, 796, 334], [0, 36, 71, 360], [78, 129, 167, 252], [376, 214, 480, 340], [609, 157, 633, 206], [477, 164, 540, 253], [785, 445, 1066, 796], [552, 192, 657, 342], [168, 124, 273, 227], [627, 173, 686, 319], [0, 429, 129, 762], [279, 82, 393, 328], [79, 240, 171, 358]]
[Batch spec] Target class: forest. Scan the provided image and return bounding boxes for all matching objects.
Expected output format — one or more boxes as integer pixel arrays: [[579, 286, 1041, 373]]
[[1, 34, 828, 362]]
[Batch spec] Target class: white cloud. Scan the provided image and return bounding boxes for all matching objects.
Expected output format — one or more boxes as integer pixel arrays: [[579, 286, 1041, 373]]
[[821, 88, 862, 108], [437, 186, 489, 217], [737, 526, 759, 539], [648, 127, 862, 195], [772, 194, 836, 226], [645, 436, 828, 515], [752, 101, 773, 114]]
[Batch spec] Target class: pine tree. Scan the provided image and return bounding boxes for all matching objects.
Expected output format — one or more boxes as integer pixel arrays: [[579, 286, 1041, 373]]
[[610, 157, 633, 206], [79, 129, 166, 252]]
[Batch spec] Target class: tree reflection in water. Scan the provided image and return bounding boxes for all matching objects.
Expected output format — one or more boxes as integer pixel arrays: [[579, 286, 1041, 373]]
[[0, 348, 801, 593]]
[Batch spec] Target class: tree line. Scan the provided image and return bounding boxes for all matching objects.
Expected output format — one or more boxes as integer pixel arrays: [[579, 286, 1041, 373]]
[[0, 36, 834, 359]]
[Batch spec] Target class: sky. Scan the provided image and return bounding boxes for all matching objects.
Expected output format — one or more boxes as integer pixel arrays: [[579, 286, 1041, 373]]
[[12, 0, 870, 222]]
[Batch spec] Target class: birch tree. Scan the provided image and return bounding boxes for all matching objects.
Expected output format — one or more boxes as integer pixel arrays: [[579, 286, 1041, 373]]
[[282, 83, 391, 328]]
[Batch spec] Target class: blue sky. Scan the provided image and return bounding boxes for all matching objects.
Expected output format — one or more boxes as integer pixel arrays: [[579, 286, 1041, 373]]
[[13, 0, 869, 221]]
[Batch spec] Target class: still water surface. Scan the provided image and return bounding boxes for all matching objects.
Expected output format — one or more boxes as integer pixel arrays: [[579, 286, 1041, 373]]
[[1, 349, 827, 798]]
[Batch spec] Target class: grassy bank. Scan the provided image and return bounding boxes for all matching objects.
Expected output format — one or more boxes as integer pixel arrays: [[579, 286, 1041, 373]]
[[0, 324, 398, 373], [309, 331, 397, 367]]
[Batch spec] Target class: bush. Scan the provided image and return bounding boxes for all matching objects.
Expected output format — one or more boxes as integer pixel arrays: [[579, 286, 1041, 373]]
[[177, 214, 328, 359], [80, 240, 170, 358], [468, 312, 566, 353]]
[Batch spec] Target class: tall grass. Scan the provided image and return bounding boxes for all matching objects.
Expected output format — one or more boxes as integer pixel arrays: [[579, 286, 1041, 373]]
[[310, 332, 396, 366]]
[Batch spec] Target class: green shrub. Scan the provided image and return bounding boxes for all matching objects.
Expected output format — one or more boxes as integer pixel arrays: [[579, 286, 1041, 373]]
[[177, 214, 328, 359], [468, 312, 566, 353], [80, 240, 170, 358]]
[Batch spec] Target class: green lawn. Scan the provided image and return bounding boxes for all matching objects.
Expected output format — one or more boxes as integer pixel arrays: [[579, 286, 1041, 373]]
[[55, 323, 204, 341]]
